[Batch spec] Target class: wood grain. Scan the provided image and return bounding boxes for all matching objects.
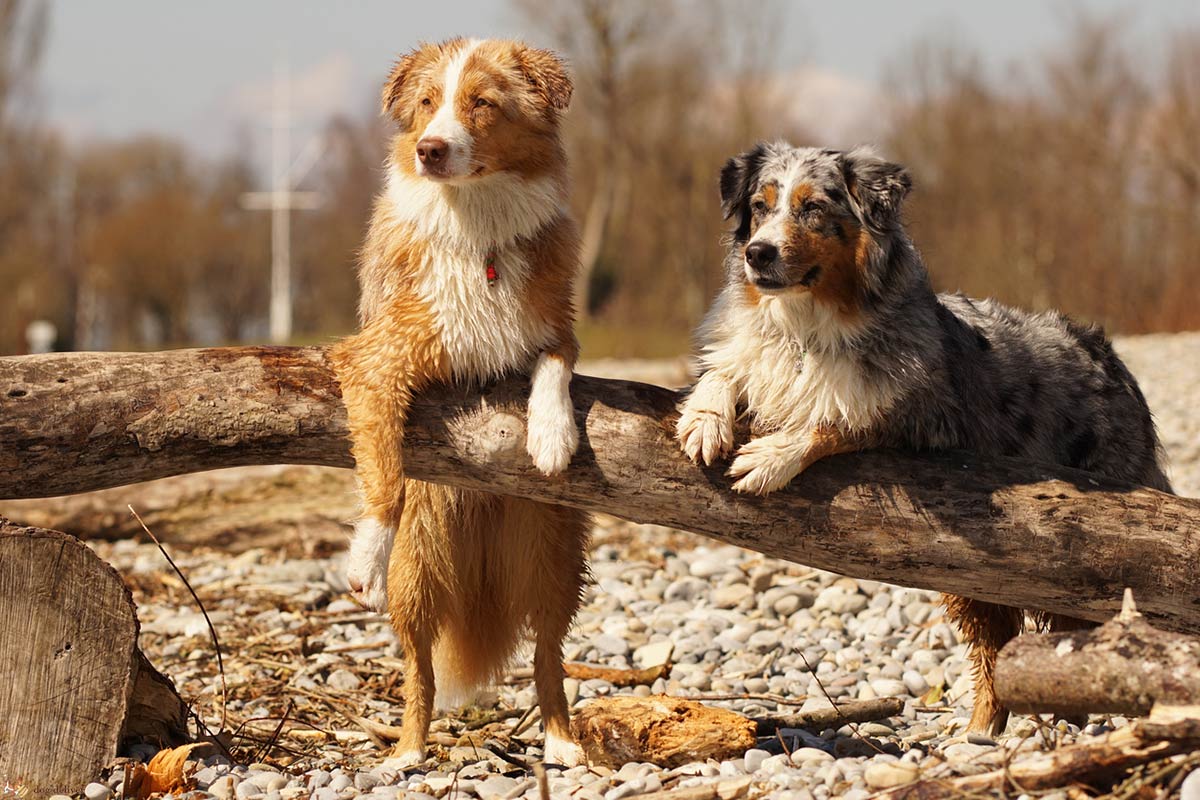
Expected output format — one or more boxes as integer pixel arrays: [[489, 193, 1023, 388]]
[[0, 521, 186, 795]]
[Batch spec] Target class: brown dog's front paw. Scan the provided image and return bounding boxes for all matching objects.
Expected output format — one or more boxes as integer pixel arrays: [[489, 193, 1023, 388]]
[[344, 517, 395, 612]]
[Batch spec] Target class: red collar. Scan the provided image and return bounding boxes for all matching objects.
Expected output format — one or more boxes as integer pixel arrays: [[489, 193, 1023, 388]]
[[485, 250, 498, 285]]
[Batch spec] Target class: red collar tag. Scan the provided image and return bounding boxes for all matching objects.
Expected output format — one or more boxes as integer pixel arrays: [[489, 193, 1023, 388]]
[[485, 250, 499, 285]]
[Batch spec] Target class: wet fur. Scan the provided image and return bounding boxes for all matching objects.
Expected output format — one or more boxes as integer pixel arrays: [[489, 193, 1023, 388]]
[[680, 141, 1173, 735], [331, 38, 588, 766]]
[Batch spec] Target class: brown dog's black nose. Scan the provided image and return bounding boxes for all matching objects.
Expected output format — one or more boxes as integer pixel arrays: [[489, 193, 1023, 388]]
[[745, 241, 778, 271], [417, 137, 449, 166]]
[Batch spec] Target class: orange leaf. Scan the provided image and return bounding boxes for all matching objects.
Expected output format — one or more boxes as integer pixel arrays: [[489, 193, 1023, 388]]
[[137, 743, 204, 799]]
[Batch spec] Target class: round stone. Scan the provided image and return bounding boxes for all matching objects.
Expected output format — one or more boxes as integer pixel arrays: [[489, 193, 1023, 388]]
[[864, 761, 919, 789], [742, 748, 770, 773], [83, 784, 112, 800]]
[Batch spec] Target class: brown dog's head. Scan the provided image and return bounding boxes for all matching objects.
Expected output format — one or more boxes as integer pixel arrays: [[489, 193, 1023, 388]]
[[720, 142, 911, 316], [381, 38, 572, 183]]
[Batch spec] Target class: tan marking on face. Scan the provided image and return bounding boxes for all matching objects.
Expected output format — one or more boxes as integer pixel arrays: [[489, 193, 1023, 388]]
[[762, 183, 778, 209], [781, 195, 867, 318], [790, 183, 814, 212]]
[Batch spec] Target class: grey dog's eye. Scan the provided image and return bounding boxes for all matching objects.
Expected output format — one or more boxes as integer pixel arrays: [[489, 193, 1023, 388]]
[[751, 199, 769, 214], [802, 201, 825, 216]]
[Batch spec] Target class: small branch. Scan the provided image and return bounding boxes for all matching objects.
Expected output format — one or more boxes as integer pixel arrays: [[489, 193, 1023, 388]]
[[753, 697, 905, 735], [130, 505, 228, 733], [563, 661, 670, 687]]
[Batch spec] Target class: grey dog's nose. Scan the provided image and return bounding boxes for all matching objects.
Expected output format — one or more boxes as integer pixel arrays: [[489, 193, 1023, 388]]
[[745, 241, 778, 271], [417, 137, 449, 166]]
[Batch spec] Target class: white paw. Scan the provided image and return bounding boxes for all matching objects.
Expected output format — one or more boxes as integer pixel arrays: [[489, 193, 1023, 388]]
[[526, 407, 578, 476], [344, 517, 395, 612], [543, 731, 586, 767], [382, 749, 426, 770], [727, 432, 804, 495], [676, 402, 734, 465]]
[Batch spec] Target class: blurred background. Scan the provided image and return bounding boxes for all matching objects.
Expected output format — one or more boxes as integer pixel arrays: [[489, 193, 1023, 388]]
[[2, 0, 1198, 357]]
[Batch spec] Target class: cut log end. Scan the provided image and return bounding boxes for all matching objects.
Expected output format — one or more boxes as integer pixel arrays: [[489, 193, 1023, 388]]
[[0, 520, 189, 796]]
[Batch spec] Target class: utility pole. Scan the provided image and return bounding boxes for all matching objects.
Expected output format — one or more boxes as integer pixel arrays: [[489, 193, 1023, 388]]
[[241, 57, 322, 345]]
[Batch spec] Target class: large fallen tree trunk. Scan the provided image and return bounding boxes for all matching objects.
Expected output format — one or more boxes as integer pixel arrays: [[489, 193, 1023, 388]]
[[1, 346, 1198, 633]]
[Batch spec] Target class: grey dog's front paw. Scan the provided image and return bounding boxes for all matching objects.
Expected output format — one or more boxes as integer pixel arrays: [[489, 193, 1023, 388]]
[[676, 401, 734, 466], [727, 433, 803, 495]]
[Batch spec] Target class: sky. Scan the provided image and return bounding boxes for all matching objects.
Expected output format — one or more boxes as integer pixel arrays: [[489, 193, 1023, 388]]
[[35, 1, 1200, 167]]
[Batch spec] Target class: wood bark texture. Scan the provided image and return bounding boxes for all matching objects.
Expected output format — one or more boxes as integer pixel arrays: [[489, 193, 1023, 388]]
[[0, 520, 188, 796], [995, 598, 1200, 716], [571, 695, 757, 768], [2, 346, 1199, 632]]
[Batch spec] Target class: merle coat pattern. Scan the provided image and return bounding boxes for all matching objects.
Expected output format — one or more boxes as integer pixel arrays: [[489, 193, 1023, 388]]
[[677, 141, 1173, 734]]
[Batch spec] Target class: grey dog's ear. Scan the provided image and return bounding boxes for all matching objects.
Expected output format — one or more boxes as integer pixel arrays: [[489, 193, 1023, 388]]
[[842, 147, 912, 231], [719, 142, 769, 241]]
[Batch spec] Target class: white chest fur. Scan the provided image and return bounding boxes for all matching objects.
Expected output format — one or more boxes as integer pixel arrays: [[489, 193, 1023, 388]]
[[384, 166, 564, 383], [700, 289, 898, 433], [416, 246, 552, 383]]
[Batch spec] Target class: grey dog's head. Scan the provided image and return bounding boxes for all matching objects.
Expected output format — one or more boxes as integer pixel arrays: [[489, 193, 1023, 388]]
[[719, 142, 911, 313]]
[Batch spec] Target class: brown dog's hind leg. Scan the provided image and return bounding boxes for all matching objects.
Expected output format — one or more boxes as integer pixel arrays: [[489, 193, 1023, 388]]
[[941, 593, 1023, 736], [523, 504, 589, 766], [391, 620, 436, 763]]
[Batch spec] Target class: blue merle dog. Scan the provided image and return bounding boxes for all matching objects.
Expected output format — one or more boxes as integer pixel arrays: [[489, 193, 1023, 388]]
[[676, 141, 1173, 734]]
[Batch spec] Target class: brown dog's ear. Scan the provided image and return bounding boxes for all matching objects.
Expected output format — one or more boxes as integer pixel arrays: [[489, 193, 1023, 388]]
[[381, 49, 421, 119], [513, 45, 573, 111], [842, 147, 912, 232]]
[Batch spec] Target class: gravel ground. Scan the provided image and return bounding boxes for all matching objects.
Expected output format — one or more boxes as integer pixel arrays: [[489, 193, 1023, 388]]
[[59, 332, 1200, 800]]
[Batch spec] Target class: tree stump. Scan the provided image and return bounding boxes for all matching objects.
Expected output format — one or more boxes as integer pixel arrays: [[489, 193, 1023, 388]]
[[0, 519, 188, 797]]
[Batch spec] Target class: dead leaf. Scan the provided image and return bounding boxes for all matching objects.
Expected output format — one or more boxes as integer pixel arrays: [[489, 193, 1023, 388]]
[[921, 684, 944, 706], [137, 742, 205, 798]]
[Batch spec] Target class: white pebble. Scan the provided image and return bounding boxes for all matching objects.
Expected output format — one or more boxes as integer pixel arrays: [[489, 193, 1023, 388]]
[[326, 668, 362, 691], [742, 748, 770, 773], [1180, 768, 1200, 800], [864, 761, 919, 789]]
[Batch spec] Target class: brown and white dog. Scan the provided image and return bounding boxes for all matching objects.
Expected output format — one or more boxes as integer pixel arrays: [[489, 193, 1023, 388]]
[[330, 38, 589, 767]]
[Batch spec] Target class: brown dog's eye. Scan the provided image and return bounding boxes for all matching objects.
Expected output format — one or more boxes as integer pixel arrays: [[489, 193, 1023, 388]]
[[474, 97, 491, 109], [421, 97, 432, 107]]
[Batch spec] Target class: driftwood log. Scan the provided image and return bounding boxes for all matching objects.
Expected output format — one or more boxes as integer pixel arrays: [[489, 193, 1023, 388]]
[[0, 520, 188, 796], [996, 591, 1200, 717], [1, 346, 1199, 633]]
